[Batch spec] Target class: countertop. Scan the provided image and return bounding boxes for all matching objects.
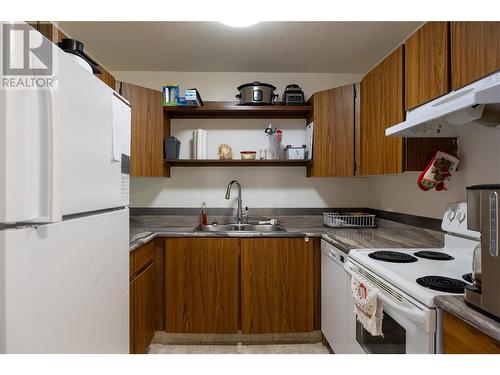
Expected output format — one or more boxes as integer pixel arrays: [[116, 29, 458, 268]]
[[129, 214, 444, 253], [435, 295, 500, 342]]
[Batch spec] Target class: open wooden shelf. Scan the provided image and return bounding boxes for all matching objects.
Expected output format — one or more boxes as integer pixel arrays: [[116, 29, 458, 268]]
[[163, 101, 313, 119], [165, 159, 312, 167]]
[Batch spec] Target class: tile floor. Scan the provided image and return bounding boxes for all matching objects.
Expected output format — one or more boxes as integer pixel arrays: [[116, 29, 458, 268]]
[[148, 342, 330, 354]]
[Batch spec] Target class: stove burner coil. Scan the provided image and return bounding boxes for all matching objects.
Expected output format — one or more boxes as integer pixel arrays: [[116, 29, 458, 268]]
[[414, 251, 454, 261], [368, 251, 418, 263], [416, 275, 466, 293], [462, 273, 473, 283]]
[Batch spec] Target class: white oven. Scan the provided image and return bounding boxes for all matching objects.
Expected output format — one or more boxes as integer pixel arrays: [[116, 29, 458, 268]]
[[344, 259, 437, 354]]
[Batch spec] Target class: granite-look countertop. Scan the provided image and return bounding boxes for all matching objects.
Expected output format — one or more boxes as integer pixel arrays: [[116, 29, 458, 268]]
[[129, 214, 444, 253], [321, 220, 444, 254], [435, 295, 500, 342]]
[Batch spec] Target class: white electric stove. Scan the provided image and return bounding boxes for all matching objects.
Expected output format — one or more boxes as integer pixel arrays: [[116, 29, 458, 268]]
[[345, 202, 481, 354]]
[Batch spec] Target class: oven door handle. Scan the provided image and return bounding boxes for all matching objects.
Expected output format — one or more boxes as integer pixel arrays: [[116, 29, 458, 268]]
[[375, 292, 427, 327], [344, 261, 435, 332]]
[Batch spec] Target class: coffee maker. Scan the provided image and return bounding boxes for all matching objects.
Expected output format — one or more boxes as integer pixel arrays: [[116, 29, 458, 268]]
[[465, 185, 500, 320]]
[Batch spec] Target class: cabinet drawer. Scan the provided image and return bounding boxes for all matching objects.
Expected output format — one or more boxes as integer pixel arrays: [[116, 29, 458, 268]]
[[131, 241, 155, 276]]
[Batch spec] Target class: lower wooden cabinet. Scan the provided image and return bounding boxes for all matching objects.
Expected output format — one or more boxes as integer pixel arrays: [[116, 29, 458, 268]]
[[130, 262, 155, 354], [240, 238, 314, 334], [129, 240, 162, 354], [165, 238, 240, 333], [442, 311, 500, 354]]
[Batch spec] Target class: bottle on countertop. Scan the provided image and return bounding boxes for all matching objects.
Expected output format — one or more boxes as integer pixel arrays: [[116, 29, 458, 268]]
[[200, 201, 208, 226]]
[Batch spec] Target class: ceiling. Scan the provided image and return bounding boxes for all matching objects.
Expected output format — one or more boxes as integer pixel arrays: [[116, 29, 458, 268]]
[[58, 21, 422, 73]]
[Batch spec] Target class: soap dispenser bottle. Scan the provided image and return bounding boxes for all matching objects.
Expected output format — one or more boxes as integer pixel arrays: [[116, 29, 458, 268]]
[[199, 201, 208, 226]]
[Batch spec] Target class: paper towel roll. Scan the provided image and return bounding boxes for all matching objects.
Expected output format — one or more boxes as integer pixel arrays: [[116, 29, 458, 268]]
[[201, 130, 208, 159], [193, 130, 198, 159], [196, 129, 204, 160]]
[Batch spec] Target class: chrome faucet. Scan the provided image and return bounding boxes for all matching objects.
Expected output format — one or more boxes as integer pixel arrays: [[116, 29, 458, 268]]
[[225, 180, 247, 224]]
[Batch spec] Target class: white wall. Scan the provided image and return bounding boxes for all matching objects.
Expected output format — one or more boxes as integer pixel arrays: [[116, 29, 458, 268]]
[[114, 71, 366, 208], [131, 171, 367, 208], [172, 118, 307, 160], [366, 124, 500, 218]]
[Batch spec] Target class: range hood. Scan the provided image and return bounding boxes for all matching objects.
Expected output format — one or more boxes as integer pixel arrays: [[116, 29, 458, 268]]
[[386, 72, 500, 137]]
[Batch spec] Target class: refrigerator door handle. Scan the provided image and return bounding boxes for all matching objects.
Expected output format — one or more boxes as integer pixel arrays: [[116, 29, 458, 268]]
[[46, 85, 62, 222], [34, 86, 62, 223]]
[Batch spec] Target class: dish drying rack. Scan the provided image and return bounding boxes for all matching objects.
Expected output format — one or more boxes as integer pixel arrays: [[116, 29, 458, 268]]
[[323, 212, 376, 228]]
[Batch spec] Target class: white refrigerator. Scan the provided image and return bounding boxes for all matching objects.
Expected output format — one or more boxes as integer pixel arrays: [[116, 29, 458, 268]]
[[0, 22, 131, 353]]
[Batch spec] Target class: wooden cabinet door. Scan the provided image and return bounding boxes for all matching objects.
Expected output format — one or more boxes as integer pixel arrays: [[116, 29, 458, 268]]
[[241, 238, 314, 334], [165, 238, 239, 333], [451, 22, 500, 90], [442, 311, 500, 354], [119, 82, 168, 177], [130, 263, 155, 354], [307, 85, 355, 177], [405, 22, 450, 110], [360, 46, 404, 175]]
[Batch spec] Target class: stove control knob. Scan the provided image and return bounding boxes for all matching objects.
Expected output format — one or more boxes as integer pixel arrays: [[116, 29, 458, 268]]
[[447, 210, 456, 222], [457, 211, 466, 223]]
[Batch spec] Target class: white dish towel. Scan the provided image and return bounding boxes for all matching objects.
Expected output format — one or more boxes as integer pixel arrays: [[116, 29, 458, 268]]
[[351, 273, 384, 336]]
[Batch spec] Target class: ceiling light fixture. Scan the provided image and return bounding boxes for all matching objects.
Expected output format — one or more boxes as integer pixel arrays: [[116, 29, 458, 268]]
[[220, 20, 259, 28]]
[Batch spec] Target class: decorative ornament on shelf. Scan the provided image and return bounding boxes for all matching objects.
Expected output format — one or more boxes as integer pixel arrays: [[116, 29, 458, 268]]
[[417, 150, 459, 192], [218, 144, 233, 160]]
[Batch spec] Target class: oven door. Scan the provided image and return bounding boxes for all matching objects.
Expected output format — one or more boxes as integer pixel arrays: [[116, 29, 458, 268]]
[[346, 261, 436, 354]]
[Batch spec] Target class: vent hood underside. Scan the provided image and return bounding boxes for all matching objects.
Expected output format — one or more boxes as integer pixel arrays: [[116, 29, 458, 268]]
[[386, 73, 500, 138]]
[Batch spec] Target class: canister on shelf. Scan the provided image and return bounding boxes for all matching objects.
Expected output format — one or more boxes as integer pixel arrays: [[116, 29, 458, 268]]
[[284, 145, 306, 160], [164, 136, 181, 160]]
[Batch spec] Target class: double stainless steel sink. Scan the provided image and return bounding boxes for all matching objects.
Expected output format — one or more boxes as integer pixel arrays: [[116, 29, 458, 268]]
[[193, 222, 286, 233]]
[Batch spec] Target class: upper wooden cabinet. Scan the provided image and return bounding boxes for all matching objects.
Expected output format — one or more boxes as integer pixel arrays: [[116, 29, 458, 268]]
[[405, 22, 450, 110], [240, 238, 314, 334], [119, 82, 169, 177], [307, 85, 355, 177], [360, 46, 405, 175], [451, 22, 500, 90], [359, 44, 457, 174]]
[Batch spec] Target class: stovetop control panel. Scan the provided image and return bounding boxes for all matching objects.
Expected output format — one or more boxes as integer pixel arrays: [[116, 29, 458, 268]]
[[442, 202, 480, 239]]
